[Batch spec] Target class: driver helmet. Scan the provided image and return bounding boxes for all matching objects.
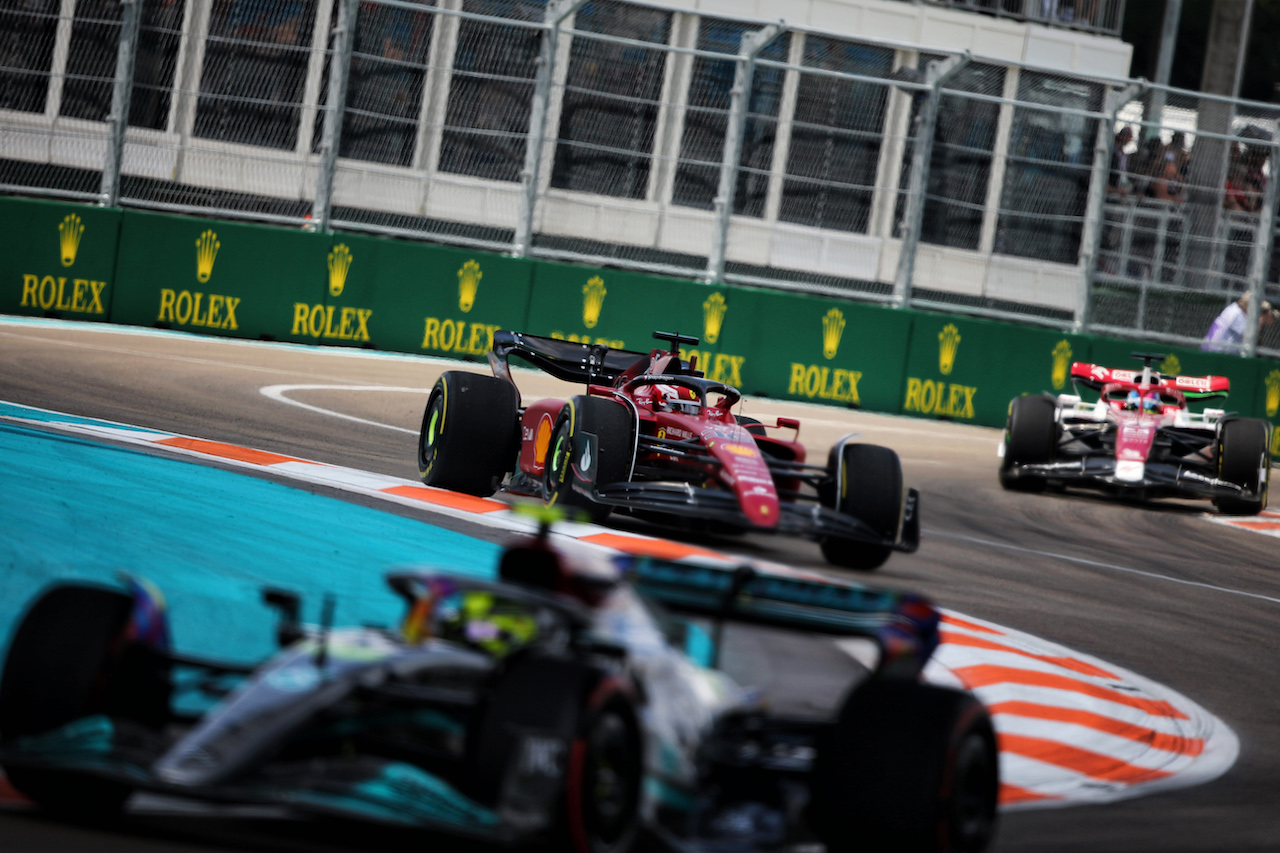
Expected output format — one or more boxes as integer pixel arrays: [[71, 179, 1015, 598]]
[[1142, 393, 1162, 413], [656, 383, 700, 415], [1124, 390, 1141, 411], [433, 590, 539, 657]]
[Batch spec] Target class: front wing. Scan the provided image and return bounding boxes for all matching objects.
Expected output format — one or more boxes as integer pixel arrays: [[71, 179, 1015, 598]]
[[1003, 456, 1258, 502], [588, 481, 921, 554]]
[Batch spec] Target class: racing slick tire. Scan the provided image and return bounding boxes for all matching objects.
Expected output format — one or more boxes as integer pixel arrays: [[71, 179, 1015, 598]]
[[999, 394, 1058, 492], [469, 654, 643, 853], [809, 678, 999, 853], [819, 443, 903, 571], [735, 414, 767, 437], [0, 584, 171, 815], [1215, 417, 1271, 516], [545, 396, 633, 524], [419, 370, 520, 497]]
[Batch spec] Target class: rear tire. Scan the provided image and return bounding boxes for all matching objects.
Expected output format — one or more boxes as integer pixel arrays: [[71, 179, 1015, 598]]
[[0, 585, 170, 815], [1216, 417, 1271, 515], [1000, 395, 1058, 493], [544, 396, 633, 524], [735, 414, 766, 437], [819, 443, 903, 571], [809, 678, 999, 853], [419, 371, 520, 497]]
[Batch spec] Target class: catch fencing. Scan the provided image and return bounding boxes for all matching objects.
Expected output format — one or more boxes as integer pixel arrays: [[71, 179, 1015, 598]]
[[5, 0, 1280, 358]]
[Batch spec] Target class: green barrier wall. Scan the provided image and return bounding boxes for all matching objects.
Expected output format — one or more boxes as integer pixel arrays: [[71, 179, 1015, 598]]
[[524, 262, 753, 387], [0, 197, 121, 322], [314, 233, 534, 360], [112, 210, 327, 341], [724, 288, 913, 413], [899, 314, 1093, 426], [6, 197, 1280, 437]]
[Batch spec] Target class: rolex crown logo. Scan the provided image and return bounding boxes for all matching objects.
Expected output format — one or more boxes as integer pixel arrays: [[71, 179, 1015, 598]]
[[458, 260, 482, 313], [1051, 340, 1073, 389], [327, 244, 353, 297], [195, 230, 220, 283], [1266, 369, 1280, 418], [822, 308, 846, 360], [58, 214, 84, 267], [1161, 353, 1182, 378], [582, 276, 607, 329], [703, 291, 727, 344], [938, 324, 961, 376]]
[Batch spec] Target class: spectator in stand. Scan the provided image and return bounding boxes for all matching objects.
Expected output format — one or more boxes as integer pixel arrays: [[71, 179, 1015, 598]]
[[1224, 155, 1251, 211], [1130, 135, 1165, 197], [1240, 145, 1269, 213], [1166, 131, 1190, 176], [1147, 158, 1186, 204], [1108, 125, 1135, 198], [1202, 292, 1279, 351]]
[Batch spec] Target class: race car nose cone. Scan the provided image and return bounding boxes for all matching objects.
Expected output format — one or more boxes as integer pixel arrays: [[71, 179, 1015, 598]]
[[742, 490, 780, 529]]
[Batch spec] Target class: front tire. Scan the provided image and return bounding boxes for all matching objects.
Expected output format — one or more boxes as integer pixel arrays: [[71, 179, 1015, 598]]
[[1216, 417, 1271, 515], [820, 443, 903, 571], [809, 678, 1000, 853], [1000, 395, 1058, 492], [544, 396, 633, 524], [0, 585, 170, 815], [418, 371, 520, 496]]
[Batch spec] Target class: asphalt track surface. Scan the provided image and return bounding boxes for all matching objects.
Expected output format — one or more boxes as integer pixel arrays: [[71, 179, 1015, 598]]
[[1, 320, 1278, 852]]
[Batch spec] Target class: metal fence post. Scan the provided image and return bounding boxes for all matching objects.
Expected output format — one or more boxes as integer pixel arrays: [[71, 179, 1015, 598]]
[[892, 52, 968, 307], [513, 0, 585, 258], [312, 0, 358, 232], [100, 0, 143, 207], [1075, 81, 1143, 334], [1243, 139, 1280, 357], [705, 24, 782, 285]]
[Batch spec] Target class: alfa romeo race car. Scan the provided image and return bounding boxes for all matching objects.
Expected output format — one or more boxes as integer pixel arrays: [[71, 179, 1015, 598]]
[[0, 523, 999, 853], [418, 331, 919, 570], [999, 352, 1272, 514]]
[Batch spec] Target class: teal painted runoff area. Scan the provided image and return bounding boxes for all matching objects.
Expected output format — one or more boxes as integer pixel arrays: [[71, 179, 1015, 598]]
[[0, 417, 501, 671]]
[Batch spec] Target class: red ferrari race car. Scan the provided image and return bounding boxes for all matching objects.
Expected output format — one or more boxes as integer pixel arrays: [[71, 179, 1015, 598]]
[[999, 352, 1272, 514], [418, 331, 919, 570]]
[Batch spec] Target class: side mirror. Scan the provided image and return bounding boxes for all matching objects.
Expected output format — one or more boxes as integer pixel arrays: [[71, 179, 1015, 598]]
[[262, 588, 303, 648]]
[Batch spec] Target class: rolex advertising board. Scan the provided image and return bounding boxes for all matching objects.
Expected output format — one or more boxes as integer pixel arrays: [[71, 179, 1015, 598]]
[[900, 315, 1091, 427], [112, 210, 326, 341], [315, 233, 534, 359], [725, 288, 912, 412], [524, 263, 747, 382], [0, 198, 121, 321]]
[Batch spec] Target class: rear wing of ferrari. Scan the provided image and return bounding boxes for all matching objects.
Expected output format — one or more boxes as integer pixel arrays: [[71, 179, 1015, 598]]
[[1069, 362, 1230, 399], [620, 556, 938, 679], [488, 330, 648, 386]]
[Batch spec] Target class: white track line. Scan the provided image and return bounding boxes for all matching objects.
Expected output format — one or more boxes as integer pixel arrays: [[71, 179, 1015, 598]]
[[260, 384, 424, 433], [928, 530, 1280, 606]]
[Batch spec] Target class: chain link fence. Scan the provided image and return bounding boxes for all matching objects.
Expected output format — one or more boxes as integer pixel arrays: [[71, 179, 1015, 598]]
[[0, 0, 121, 201], [9, 0, 1280, 356], [1091, 85, 1280, 356]]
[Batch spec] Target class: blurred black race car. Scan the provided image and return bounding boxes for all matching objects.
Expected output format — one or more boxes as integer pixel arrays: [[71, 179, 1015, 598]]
[[418, 330, 919, 570], [0, 523, 998, 853]]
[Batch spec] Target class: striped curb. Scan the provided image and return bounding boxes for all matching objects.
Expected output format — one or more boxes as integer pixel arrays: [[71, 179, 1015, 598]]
[[1206, 508, 1280, 538], [0, 400, 1240, 811]]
